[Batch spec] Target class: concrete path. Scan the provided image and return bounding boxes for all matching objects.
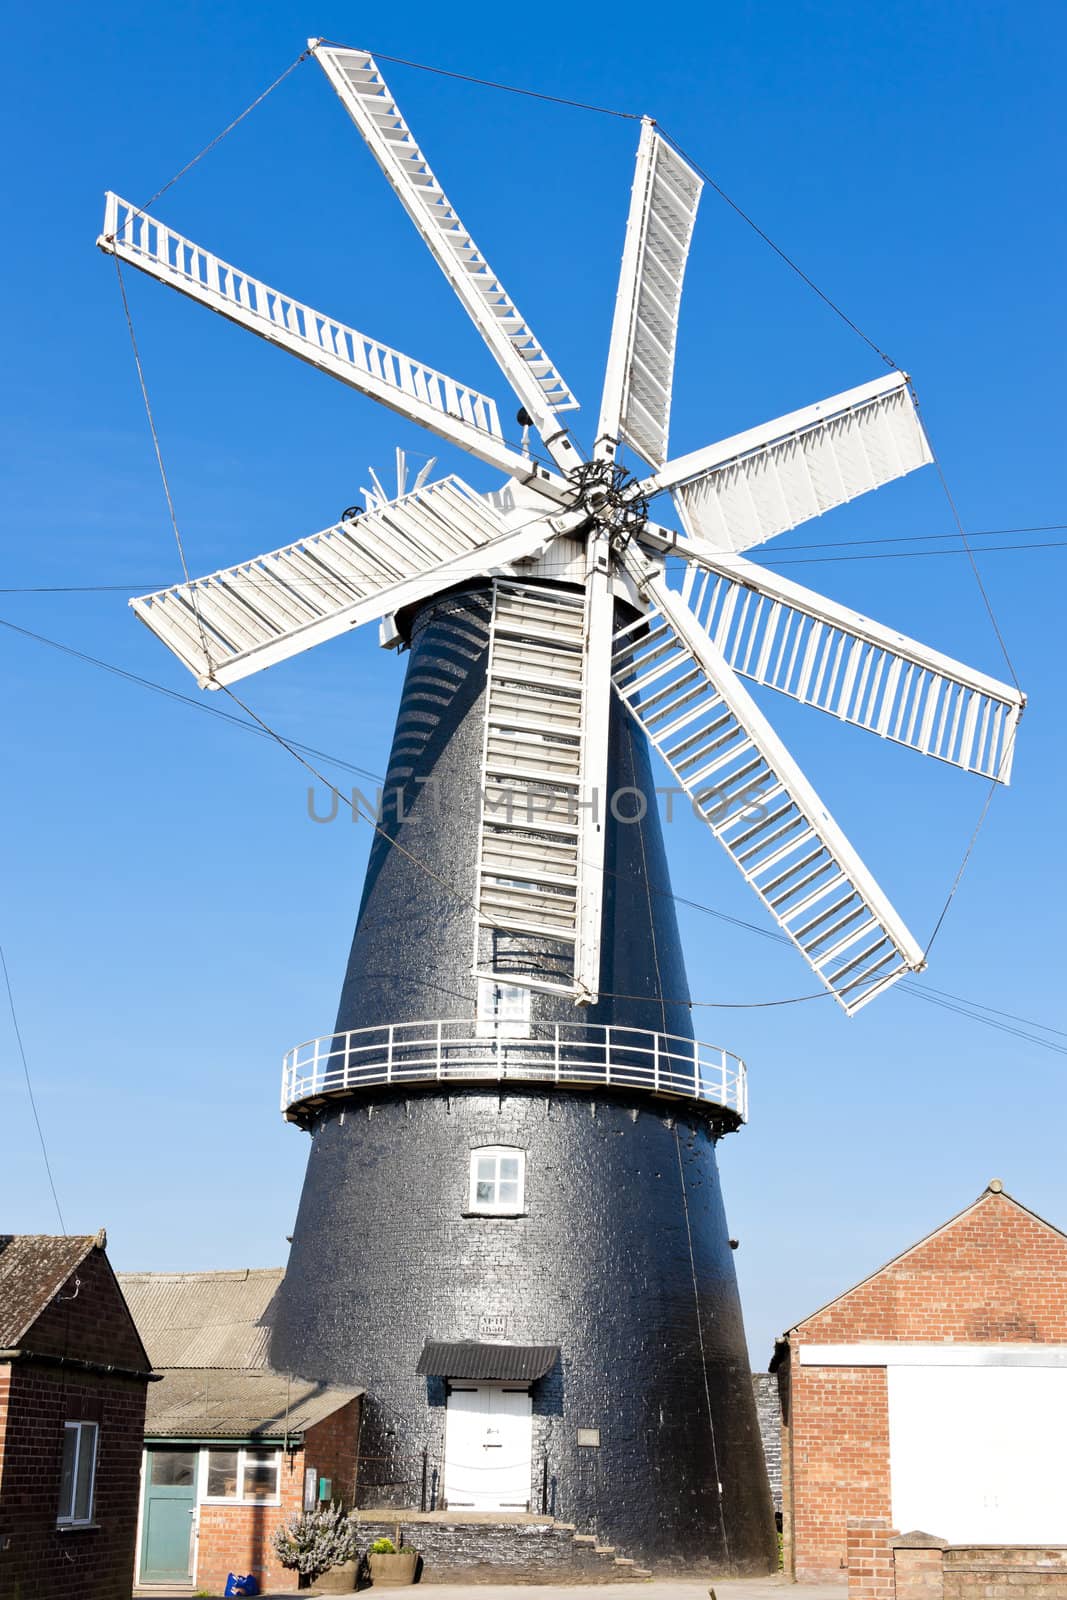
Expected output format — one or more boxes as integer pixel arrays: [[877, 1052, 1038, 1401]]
[[322, 1584, 843, 1600], [135, 1582, 841, 1599]]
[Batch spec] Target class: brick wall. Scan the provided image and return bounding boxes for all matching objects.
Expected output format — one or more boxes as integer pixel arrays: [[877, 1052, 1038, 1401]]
[[788, 1365, 891, 1579], [194, 1444, 306, 1594], [847, 1517, 899, 1600], [784, 1192, 1067, 1582], [0, 1360, 147, 1600], [22, 1247, 148, 1371], [193, 1403, 360, 1595], [943, 1546, 1067, 1600], [304, 1398, 361, 1509], [846, 1528, 1067, 1600]]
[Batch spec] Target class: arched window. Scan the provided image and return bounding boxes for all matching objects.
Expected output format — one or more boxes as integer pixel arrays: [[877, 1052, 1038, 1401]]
[[468, 1147, 526, 1215]]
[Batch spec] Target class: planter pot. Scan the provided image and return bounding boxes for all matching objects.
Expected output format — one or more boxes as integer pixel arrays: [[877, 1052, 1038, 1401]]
[[367, 1551, 419, 1587], [312, 1557, 359, 1593]]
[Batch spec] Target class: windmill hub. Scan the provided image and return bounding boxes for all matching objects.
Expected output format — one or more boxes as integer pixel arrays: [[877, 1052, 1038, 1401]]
[[569, 457, 650, 544]]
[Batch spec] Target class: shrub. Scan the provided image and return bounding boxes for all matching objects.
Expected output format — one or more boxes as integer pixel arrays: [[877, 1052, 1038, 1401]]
[[270, 1503, 358, 1577], [370, 1537, 396, 1555]]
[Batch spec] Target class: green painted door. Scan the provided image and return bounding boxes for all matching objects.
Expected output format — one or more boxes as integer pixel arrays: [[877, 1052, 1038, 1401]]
[[140, 1448, 197, 1582]]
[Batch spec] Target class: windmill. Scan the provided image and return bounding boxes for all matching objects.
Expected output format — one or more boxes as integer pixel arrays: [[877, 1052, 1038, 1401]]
[[98, 41, 1023, 1571]]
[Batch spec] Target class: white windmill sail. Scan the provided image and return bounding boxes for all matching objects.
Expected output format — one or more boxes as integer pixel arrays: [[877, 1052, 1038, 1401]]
[[645, 533, 1024, 782], [474, 578, 615, 1002], [98, 193, 532, 480], [644, 373, 933, 553], [613, 554, 926, 1013], [131, 479, 558, 688], [598, 120, 702, 467], [313, 43, 581, 471]]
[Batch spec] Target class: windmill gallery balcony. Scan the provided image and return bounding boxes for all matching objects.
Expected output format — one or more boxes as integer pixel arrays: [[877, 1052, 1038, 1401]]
[[280, 1020, 748, 1126]]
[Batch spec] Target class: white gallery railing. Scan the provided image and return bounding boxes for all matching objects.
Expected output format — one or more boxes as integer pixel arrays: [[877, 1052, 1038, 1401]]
[[281, 1020, 747, 1121]]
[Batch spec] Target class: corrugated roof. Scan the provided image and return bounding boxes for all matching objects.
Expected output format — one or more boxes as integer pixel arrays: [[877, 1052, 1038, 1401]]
[[118, 1268, 283, 1369], [416, 1341, 559, 1382], [0, 1234, 98, 1348], [144, 1367, 362, 1440]]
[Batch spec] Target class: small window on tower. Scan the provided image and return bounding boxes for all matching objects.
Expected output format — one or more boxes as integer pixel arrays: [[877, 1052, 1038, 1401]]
[[469, 1146, 526, 1215], [476, 980, 531, 1039]]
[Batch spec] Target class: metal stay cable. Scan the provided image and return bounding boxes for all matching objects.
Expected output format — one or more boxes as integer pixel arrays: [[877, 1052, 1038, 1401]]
[[656, 124, 899, 372], [899, 389, 1024, 954], [910, 392, 1024, 696], [921, 716, 1020, 961], [136, 45, 315, 215], [319, 40, 641, 121], [112, 257, 215, 678]]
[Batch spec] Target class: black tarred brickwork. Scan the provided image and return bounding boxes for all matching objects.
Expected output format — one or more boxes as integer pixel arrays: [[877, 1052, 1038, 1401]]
[[272, 585, 776, 1573]]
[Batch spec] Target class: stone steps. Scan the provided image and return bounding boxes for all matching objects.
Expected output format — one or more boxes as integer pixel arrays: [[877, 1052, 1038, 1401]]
[[353, 1511, 651, 1583]]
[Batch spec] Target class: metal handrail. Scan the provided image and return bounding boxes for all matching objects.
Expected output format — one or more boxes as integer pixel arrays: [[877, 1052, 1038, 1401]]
[[280, 1019, 747, 1121]]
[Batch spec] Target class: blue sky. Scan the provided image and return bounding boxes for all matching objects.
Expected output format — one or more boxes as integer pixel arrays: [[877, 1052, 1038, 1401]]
[[2, 0, 1064, 1363]]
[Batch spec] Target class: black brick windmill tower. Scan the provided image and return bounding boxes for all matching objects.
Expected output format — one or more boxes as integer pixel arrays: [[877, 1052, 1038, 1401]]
[[99, 40, 1024, 1572]]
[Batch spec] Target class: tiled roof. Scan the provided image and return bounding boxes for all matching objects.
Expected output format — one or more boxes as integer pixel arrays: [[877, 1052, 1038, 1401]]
[[0, 1234, 99, 1348], [144, 1367, 362, 1439], [118, 1268, 283, 1369]]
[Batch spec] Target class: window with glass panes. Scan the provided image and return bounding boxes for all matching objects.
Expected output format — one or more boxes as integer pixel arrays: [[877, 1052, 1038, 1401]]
[[58, 1420, 98, 1525], [476, 980, 531, 1039], [469, 1147, 526, 1213], [201, 1446, 280, 1503]]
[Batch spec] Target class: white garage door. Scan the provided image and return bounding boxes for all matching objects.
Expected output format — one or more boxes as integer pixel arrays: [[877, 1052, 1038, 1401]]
[[889, 1364, 1067, 1542]]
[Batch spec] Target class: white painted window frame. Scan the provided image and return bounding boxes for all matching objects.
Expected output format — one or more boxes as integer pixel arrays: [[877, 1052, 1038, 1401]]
[[57, 1419, 99, 1526], [197, 1444, 282, 1506], [476, 980, 532, 1040], [468, 1146, 526, 1216]]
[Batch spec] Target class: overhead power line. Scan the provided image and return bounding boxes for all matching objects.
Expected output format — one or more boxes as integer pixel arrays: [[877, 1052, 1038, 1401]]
[[3, 522, 1066, 596], [1, 943, 66, 1232], [1, 615, 1061, 1051]]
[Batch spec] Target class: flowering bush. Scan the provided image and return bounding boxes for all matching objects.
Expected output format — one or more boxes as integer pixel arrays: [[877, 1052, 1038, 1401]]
[[270, 1502, 358, 1577]]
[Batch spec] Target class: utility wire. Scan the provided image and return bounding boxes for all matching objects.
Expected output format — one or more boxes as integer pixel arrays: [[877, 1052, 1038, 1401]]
[[3, 524, 1066, 593], [0, 615, 382, 784], [2, 614, 1061, 1045], [1, 943, 67, 1232], [764, 539, 1067, 566]]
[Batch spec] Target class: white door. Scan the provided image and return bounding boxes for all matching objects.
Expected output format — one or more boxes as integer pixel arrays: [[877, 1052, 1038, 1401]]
[[444, 1384, 533, 1510], [889, 1365, 1067, 1541]]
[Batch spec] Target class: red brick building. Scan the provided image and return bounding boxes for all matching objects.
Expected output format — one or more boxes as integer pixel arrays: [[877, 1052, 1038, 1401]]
[[0, 1231, 153, 1600], [773, 1181, 1067, 1582], [120, 1268, 361, 1593]]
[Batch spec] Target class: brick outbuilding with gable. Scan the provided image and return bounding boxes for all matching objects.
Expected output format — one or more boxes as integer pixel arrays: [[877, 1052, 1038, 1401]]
[[772, 1181, 1067, 1582], [0, 1231, 153, 1600]]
